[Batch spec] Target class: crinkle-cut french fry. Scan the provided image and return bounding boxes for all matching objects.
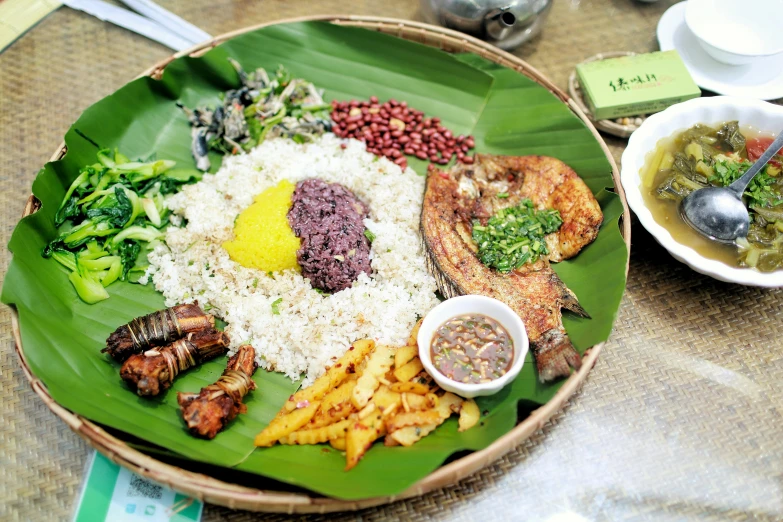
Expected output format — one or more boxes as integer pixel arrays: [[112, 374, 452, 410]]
[[351, 345, 395, 409], [282, 339, 374, 413], [308, 379, 357, 428], [436, 392, 463, 419], [407, 318, 423, 346], [458, 399, 480, 432], [373, 385, 402, 412], [322, 379, 357, 409], [390, 381, 429, 395], [384, 434, 400, 446], [330, 437, 346, 451], [387, 423, 438, 447], [393, 357, 424, 382], [255, 401, 320, 447], [403, 392, 436, 411], [385, 393, 464, 447], [354, 354, 369, 378], [385, 410, 441, 432], [394, 345, 418, 370], [282, 419, 352, 445], [308, 402, 354, 429], [345, 410, 385, 470]]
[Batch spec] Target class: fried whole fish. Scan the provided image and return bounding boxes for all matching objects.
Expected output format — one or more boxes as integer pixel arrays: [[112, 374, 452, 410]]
[[421, 154, 603, 382]]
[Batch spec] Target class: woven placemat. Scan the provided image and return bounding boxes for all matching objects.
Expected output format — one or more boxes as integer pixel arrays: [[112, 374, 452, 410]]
[[2, 1, 782, 521]]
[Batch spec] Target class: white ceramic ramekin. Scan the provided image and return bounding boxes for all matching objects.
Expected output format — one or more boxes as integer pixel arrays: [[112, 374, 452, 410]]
[[417, 295, 529, 398]]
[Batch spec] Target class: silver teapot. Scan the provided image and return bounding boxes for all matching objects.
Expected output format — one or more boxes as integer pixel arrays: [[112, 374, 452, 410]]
[[420, 0, 553, 51]]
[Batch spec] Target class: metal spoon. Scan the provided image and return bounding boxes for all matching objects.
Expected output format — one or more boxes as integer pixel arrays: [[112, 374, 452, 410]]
[[680, 130, 783, 244]]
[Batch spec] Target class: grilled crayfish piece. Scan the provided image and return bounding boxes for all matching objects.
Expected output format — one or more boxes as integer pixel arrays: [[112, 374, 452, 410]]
[[177, 345, 258, 439], [120, 329, 230, 396], [103, 303, 215, 362], [421, 154, 603, 382]]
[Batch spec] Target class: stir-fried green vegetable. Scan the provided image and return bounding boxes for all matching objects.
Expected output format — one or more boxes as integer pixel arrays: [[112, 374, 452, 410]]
[[472, 199, 563, 273], [649, 121, 783, 271], [42, 149, 200, 303], [181, 62, 332, 171]]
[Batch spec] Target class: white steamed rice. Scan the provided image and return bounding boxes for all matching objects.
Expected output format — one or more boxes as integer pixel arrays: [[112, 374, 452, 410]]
[[143, 134, 439, 384]]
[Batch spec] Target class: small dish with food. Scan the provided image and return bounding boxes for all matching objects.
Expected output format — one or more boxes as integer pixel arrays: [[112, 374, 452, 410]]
[[417, 295, 529, 398], [622, 96, 783, 287], [685, 0, 783, 66]]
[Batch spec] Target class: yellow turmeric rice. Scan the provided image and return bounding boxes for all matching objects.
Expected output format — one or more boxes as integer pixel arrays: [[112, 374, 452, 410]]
[[223, 180, 300, 272]]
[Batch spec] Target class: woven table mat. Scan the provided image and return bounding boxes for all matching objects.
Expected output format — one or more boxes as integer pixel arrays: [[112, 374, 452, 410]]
[[2, 1, 782, 521]]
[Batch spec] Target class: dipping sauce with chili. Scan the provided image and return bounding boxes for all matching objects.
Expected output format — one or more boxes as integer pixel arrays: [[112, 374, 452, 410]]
[[430, 313, 514, 384]]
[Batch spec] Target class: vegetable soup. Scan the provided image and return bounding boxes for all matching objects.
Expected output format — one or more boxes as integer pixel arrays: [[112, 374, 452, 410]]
[[640, 121, 783, 272]]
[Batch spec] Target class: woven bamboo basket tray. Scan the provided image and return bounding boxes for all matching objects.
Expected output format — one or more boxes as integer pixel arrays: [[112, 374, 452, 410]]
[[11, 15, 632, 514]]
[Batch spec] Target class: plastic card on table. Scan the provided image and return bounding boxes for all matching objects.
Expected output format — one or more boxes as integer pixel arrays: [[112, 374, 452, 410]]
[[73, 451, 203, 522], [0, 0, 62, 53]]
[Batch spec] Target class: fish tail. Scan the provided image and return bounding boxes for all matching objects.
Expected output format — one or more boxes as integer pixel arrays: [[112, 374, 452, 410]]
[[561, 289, 590, 318], [533, 329, 582, 382]]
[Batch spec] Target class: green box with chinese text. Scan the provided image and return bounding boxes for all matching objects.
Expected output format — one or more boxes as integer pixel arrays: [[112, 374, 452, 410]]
[[576, 51, 701, 120]]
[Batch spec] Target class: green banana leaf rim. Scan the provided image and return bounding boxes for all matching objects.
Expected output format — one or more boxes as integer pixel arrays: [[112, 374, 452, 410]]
[[9, 15, 631, 514]]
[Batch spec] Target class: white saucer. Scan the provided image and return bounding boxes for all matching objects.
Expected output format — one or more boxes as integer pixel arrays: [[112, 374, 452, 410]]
[[657, 2, 783, 100]]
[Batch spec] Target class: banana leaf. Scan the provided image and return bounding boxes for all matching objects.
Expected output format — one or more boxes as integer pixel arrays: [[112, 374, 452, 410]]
[[2, 21, 627, 500]]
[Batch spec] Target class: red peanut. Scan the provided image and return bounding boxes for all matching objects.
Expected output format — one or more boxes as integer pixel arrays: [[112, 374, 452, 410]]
[[331, 96, 474, 170]]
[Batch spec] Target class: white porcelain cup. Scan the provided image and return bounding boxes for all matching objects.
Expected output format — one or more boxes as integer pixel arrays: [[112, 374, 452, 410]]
[[685, 0, 783, 65]]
